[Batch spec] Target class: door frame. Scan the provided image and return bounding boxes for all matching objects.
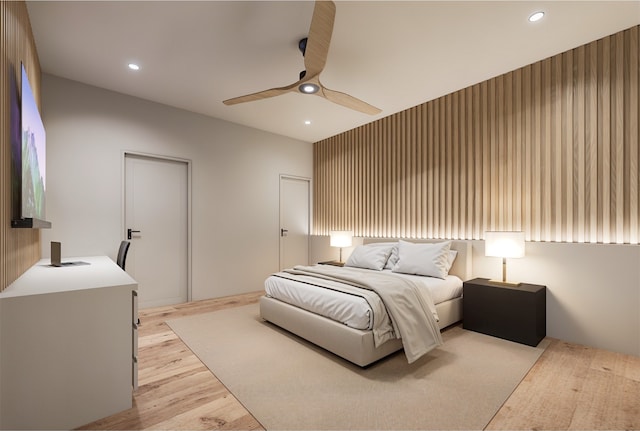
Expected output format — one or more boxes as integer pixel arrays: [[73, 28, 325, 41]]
[[279, 174, 312, 270], [121, 150, 193, 302]]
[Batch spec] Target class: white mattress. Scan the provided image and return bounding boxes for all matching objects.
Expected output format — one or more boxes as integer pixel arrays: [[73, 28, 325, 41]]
[[264, 268, 462, 331]]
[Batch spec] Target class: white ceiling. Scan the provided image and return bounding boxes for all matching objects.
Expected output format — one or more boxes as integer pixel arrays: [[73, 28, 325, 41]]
[[27, 1, 640, 143]]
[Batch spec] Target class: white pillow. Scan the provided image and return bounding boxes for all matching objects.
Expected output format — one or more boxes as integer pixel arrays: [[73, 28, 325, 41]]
[[392, 240, 452, 279], [362, 242, 399, 270], [385, 243, 455, 270], [446, 250, 458, 272], [345, 243, 394, 271], [384, 244, 399, 269]]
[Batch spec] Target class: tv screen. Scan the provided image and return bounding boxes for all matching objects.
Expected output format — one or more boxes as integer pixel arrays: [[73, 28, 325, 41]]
[[20, 64, 46, 221], [10, 67, 21, 220]]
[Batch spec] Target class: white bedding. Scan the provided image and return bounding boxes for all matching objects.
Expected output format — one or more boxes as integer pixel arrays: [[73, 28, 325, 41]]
[[264, 267, 462, 331]]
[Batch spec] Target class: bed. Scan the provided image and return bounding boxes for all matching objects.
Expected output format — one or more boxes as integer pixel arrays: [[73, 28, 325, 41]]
[[260, 238, 472, 366]]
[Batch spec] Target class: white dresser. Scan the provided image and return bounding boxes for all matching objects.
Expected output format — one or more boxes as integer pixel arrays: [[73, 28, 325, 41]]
[[0, 256, 138, 430]]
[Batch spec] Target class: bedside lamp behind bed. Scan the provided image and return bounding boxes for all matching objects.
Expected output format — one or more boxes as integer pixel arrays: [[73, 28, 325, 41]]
[[484, 231, 525, 286], [329, 230, 353, 263]]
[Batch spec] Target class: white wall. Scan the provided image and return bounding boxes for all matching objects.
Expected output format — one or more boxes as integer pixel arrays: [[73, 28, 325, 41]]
[[311, 236, 640, 356], [41, 74, 312, 300]]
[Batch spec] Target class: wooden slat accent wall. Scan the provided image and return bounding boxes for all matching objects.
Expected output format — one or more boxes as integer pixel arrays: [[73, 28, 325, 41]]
[[1, 1, 42, 291], [314, 25, 640, 244]]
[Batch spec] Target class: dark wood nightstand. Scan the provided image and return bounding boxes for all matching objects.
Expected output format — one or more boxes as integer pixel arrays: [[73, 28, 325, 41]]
[[463, 278, 546, 346], [318, 260, 345, 267]]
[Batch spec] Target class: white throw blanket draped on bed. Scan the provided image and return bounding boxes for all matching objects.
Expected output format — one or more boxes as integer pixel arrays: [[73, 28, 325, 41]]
[[283, 265, 443, 364], [271, 271, 396, 341]]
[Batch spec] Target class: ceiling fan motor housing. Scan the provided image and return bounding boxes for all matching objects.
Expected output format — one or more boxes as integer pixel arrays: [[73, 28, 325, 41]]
[[299, 38, 308, 80], [298, 37, 308, 56]]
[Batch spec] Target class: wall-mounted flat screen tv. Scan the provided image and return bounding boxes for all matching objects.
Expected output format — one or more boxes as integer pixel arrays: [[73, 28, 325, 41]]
[[11, 64, 51, 228]]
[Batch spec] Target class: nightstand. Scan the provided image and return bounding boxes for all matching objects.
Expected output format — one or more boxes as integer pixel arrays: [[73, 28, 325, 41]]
[[463, 278, 546, 346], [318, 260, 345, 267]]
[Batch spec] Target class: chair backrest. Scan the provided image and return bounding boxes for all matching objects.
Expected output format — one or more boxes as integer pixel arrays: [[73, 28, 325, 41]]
[[117, 240, 131, 270]]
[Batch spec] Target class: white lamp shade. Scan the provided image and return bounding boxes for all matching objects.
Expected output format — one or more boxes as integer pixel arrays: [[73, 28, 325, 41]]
[[485, 231, 525, 258], [329, 230, 353, 248]]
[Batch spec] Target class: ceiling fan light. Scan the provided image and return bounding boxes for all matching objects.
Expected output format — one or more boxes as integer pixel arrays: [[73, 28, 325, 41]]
[[299, 83, 319, 94], [528, 11, 544, 22]]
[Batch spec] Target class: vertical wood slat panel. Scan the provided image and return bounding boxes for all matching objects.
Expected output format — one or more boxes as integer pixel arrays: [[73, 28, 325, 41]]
[[1, 2, 42, 292], [313, 26, 640, 245], [458, 89, 466, 239], [587, 41, 598, 243], [552, 56, 563, 241], [514, 70, 523, 234], [488, 78, 497, 232], [504, 72, 512, 231], [575, 45, 586, 243], [563, 50, 574, 242], [614, 32, 625, 243], [542, 58, 552, 241], [600, 36, 611, 243], [427, 103, 434, 238], [630, 26, 639, 244], [473, 84, 479, 238], [481, 81, 490, 236], [525, 65, 534, 240]]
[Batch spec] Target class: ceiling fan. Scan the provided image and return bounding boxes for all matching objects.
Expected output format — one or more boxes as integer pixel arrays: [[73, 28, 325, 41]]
[[223, 1, 381, 115]]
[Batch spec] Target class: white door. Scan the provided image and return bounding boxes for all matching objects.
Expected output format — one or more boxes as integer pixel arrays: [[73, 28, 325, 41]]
[[279, 176, 310, 270], [125, 154, 189, 308]]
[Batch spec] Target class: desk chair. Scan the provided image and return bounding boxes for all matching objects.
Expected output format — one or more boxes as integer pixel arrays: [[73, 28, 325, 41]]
[[117, 240, 130, 270]]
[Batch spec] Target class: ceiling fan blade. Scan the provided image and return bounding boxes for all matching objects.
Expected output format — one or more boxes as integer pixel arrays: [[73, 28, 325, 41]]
[[223, 82, 297, 106], [321, 86, 382, 115], [304, 1, 336, 77], [224, 0, 380, 116]]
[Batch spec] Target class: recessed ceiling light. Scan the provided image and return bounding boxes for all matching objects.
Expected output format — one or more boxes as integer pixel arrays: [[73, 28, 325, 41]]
[[528, 11, 544, 22], [128, 63, 140, 71], [299, 83, 319, 94], [304, 120, 312, 125]]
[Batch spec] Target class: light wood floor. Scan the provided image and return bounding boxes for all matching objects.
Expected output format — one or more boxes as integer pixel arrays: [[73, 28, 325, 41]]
[[80, 292, 640, 430]]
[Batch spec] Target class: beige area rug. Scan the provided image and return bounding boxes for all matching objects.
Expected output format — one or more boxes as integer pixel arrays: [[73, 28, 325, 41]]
[[167, 303, 549, 430]]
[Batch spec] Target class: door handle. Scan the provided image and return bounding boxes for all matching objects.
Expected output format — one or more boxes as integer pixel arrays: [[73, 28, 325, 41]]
[[127, 228, 141, 240], [280, 228, 288, 237]]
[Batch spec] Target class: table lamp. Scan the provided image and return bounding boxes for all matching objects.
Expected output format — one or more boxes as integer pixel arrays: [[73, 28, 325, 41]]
[[329, 230, 353, 263], [484, 231, 525, 286]]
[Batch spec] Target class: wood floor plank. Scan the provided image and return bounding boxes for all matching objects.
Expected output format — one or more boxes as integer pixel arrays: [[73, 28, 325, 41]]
[[151, 394, 263, 430], [109, 372, 225, 429], [567, 349, 640, 430], [590, 348, 640, 382], [486, 340, 640, 430], [78, 291, 640, 430], [137, 351, 204, 387], [138, 329, 178, 349], [486, 339, 592, 430], [569, 369, 640, 430]]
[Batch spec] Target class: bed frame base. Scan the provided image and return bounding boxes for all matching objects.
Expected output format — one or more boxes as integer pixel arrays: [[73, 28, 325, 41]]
[[259, 295, 462, 367]]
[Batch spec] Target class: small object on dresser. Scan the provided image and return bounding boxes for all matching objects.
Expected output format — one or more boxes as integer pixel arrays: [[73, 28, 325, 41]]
[[463, 277, 546, 346], [318, 260, 345, 267], [51, 241, 61, 266]]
